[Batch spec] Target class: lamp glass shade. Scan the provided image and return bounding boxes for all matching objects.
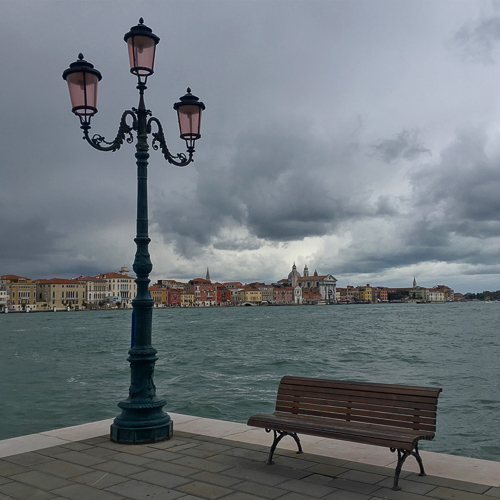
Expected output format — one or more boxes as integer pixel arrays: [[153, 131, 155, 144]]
[[127, 35, 156, 76], [66, 71, 99, 116], [177, 105, 202, 146]]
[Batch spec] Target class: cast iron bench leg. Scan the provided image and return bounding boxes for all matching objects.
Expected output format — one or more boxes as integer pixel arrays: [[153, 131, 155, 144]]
[[413, 442, 426, 477], [266, 429, 303, 465], [391, 444, 426, 491], [392, 449, 410, 490]]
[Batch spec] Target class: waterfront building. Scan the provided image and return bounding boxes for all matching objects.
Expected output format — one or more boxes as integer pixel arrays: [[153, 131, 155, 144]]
[[156, 279, 185, 289], [431, 285, 454, 302], [149, 285, 167, 307], [1, 275, 37, 311], [297, 272, 337, 302], [274, 286, 293, 304], [411, 277, 430, 302], [35, 278, 86, 310], [302, 289, 321, 303], [185, 278, 215, 306], [260, 284, 275, 304], [346, 285, 356, 302], [293, 285, 303, 304], [229, 287, 244, 304], [75, 276, 108, 308], [97, 268, 137, 308], [336, 287, 348, 303], [181, 291, 195, 307], [376, 287, 389, 302], [166, 287, 183, 307], [0, 287, 7, 312], [357, 284, 373, 303], [429, 290, 445, 302], [285, 264, 337, 303], [223, 282, 243, 289], [238, 287, 262, 304], [214, 283, 231, 305], [246, 282, 275, 304]]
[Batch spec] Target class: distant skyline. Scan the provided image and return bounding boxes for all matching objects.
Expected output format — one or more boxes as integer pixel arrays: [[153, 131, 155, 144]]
[[0, 268, 476, 295], [1, 1, 499, 294]]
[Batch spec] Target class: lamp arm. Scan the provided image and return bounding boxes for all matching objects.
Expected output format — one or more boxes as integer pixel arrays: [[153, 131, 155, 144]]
[[148, 116, 193, 167], [80, 110, 138, 152]]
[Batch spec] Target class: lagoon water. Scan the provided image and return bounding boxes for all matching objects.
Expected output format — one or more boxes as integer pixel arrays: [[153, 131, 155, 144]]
[[1, 302, 499, 462]]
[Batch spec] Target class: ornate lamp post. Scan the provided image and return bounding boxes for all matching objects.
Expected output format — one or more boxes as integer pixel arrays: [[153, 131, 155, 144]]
[[62, 19, 205, 444]]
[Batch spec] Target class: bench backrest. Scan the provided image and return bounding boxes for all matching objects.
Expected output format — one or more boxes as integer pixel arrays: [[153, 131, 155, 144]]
[[275, 376, 442, 433]]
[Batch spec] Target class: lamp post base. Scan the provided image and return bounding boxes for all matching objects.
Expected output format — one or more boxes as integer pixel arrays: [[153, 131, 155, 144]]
[[110, 408, 173, 444]]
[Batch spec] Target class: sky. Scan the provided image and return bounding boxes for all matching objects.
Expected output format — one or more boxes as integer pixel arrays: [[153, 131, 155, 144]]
[[1, 0, 500, 293]]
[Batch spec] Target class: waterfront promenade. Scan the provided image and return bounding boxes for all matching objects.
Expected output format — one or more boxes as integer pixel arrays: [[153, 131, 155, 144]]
[[1, 414, 499, 500]]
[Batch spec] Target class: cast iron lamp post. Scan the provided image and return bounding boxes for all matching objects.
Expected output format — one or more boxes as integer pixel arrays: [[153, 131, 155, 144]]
[[63, 18, 205, 444]]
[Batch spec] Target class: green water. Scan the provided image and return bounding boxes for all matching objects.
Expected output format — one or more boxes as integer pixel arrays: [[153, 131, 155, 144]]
[[0, 302, 499, 461]]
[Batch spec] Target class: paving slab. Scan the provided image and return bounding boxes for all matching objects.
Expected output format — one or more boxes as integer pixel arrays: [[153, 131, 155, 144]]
[[8, 470, 72, 491], [229, 479, 289, 499], [105, 479, 184, 500], [72, 470, 129, 489]]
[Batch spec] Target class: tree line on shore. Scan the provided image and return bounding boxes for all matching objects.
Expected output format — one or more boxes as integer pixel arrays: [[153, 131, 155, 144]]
[[463, 291, 500, 301]]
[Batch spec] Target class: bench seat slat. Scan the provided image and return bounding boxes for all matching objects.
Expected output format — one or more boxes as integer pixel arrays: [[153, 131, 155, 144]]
[[281, 376, 442, 398], [276, 395, 437, 418], [275, 402, 437, 429], [274, 405, 437, 431], [278, 385, 439, 408]]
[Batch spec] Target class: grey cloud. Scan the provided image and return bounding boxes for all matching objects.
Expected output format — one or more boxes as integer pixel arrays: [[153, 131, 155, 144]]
[[0, 214, 65, 261], [375, 195, 400, 216], [327, 128, 500, 277], [152, 124, 378, 256], [410, 129, 500, 231], [404, 219, 452, 248], [452, 14, 500, 64], [371, 130, 431, 163], [212, 235, 264, 252]]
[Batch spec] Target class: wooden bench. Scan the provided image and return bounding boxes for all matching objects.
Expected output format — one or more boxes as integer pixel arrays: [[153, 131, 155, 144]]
[[247, 376, 442, 490]]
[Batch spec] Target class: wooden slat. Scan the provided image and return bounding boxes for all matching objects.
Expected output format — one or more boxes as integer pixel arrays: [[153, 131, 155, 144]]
[[275, 400, 437, 426], [281, 376, 442, 398], [278, 384, 439, 406], [277, 394, 437, 415], [260, 412, 435, 441], [277, 394, 437, 418], [278, 383, 439, 402], [274, 405, 436, 431], [277, 387, 439, 410]]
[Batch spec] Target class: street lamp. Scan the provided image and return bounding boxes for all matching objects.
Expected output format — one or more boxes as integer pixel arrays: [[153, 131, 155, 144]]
[[63, 18, 205, 444]]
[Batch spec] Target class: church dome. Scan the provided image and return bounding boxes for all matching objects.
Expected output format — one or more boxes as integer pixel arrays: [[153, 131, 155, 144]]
[[288, 263, 301, 282]]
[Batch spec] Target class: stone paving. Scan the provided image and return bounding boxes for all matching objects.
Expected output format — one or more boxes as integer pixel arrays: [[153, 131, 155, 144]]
[[1, 429, 499, 500]]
